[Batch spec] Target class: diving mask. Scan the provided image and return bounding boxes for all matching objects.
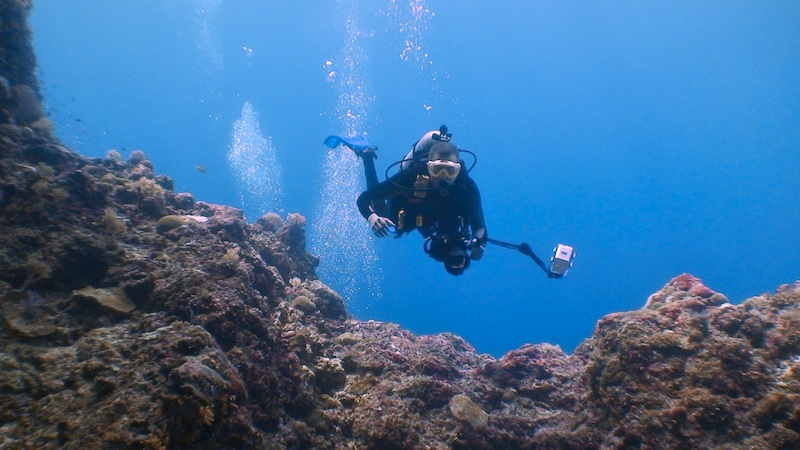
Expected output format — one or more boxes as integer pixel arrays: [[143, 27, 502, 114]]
[[426, 159, 461, 179]]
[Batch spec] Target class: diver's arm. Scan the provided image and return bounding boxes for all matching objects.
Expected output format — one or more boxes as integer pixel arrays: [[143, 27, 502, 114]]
[[356, 171, 413, 219], [357, 181, 396, 220], [356, 179, 392, 219], [356, 190, 377, 220], [463, 178, 487, 259], [464, 177, 487, 235], [357, 176, 413, 237]]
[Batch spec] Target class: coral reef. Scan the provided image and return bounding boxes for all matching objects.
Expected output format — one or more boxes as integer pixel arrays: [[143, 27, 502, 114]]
[[2, 2, 800, 448]]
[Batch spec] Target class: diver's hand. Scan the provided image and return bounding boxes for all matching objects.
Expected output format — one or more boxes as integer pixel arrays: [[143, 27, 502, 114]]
[[367, 213, 395, 238], [470, 228, 486, 260], [470, 241, 485, 260]]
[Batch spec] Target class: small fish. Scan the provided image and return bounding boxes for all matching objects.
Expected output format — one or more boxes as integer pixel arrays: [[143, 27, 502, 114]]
[[195, 165, 207, 173]]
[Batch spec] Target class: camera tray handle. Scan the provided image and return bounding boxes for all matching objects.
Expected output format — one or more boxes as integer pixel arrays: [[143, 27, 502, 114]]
[[486, 238, 562, 278]]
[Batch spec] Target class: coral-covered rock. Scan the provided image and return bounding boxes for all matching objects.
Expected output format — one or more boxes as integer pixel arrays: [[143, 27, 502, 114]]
[[71, 286, 135, 314], [2, 118, 800, 450], [0, 289, 60, 339], [449, 394, 489, 429], [570, 279, 800, 449], [644, 272, 729, 309]]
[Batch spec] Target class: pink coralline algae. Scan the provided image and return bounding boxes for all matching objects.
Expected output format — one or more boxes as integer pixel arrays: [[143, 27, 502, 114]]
[[644, 272, 729, 310]]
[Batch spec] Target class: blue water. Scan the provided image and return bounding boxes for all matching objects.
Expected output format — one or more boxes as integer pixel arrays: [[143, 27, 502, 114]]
[[30, 1, 800, 356]]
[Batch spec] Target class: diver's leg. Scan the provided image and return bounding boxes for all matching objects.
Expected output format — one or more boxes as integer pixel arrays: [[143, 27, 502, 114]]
[[362, 153, 379, 190]]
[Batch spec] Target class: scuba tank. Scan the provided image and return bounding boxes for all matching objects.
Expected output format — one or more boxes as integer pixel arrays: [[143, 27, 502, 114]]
[[399, 125, 452, 171]]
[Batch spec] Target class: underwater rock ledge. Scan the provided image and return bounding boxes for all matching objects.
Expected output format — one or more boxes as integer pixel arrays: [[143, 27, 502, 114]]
[[2, 116, 800, 450], [3, 3, 800, 448]]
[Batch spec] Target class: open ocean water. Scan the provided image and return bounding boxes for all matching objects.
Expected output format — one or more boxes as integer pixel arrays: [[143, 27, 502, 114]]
[[30, 1, 800, 356]]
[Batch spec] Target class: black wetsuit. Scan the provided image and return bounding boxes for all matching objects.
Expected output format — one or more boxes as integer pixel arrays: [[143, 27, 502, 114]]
[[357, 159, 486, 239]]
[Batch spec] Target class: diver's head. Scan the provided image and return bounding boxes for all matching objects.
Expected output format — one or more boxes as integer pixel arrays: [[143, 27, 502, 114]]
[[427, 141, 461, 185]]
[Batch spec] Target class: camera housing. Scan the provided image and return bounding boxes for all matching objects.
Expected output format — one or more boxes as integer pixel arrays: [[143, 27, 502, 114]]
[[549, 244, 575, 277]]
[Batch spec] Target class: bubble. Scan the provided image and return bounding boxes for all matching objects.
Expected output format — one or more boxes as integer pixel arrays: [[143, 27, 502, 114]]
[[227, 102, 283, 219], [385, 0, 433, 69], [310, 2, 382, 314], [311, 149, 382, 314], [186, 0, 223, 87], [383, 0, 455, 115]]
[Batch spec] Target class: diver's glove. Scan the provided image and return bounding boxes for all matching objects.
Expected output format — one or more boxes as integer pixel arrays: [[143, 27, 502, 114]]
[[469, 228, 486, 260], [367, 213, 395, 238], [470, 241, 485, 260]]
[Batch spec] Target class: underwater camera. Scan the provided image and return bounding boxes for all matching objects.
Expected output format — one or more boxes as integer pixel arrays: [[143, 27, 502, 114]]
[[549, 244, 576, 277]]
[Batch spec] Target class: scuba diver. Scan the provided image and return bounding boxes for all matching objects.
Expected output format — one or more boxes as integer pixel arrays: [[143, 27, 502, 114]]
[[324, 126, 487, 276]]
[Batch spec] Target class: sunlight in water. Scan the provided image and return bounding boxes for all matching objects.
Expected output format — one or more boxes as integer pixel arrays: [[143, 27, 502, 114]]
[[228, 102, 283, 219], [310, 2, 382, 314]]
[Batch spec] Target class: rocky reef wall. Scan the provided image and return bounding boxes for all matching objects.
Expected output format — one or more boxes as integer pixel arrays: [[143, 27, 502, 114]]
[[2, 1, 800, 448], [0, 0, 45, 128]]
